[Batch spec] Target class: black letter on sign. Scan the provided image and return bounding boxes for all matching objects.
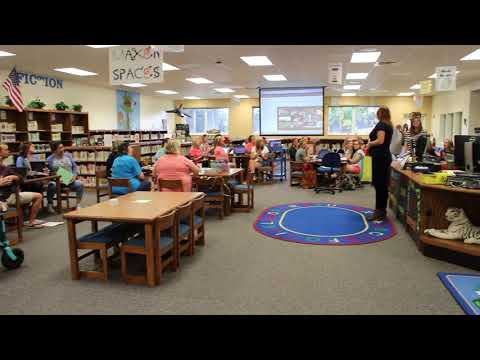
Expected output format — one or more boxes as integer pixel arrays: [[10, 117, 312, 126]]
[[29, 74, 37, 85], [56, 80, 63, 89], [49, 78, 57, 88]]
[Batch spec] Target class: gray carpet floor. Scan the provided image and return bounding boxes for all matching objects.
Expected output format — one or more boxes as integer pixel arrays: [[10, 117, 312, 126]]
[[1, 181, 477, 315]]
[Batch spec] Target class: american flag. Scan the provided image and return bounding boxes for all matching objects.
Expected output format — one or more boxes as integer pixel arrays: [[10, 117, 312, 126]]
[[2, 67, 24, 112]]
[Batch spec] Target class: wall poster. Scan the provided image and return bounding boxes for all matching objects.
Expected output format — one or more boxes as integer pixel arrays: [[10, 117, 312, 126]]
[[116, 90, 140, 130]]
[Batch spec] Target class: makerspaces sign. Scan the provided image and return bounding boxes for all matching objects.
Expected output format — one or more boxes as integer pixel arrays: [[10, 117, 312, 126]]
[[17, 71, 63, 89], [109, 45, 164, 85]]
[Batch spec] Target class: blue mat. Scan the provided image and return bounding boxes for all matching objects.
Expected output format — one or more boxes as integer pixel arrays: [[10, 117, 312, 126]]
[[253, 202, 396, 246], [438, 272, 480, 315]]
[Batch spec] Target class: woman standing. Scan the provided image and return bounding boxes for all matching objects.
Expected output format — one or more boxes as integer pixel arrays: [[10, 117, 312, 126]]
[[199, 134, 211, 156], [213, 135, 230, 162], [366, 107, 393, 221], [403, 112, 427, 157]]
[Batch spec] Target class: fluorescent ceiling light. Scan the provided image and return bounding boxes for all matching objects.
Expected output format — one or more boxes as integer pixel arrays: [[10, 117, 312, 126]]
[[398, 92, 414, 96], [214, 88, 235, 93], [184, 96, 200, 100], [410, 84, 421, 90], [341, 93, 357, 97], [461, 48, 480, 61], [351, 51, 381, 63], [163, 62, 180, 71], [240, 56, 273, 66], [186, 77, 213, 84], [156, 90, 178, 94], [86, 45, 119, 48], [428, 71, 460, 79], [263, 74, 287, 81], [122, 83, 146, 88], [0, 51, 15, 57], [234, 95, 250, 99], [369, 88, 376, 91], [343, 84, 361, 90], [53, 68, 97, 76], [346, 72, 369, 80]]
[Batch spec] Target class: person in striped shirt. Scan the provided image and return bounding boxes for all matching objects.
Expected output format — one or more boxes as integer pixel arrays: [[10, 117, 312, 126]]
[[403, 112, 428, 158]]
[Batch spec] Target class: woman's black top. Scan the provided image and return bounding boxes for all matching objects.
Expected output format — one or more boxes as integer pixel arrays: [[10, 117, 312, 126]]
[[288, 146, 297, 160], [369, 121, 393, 157]]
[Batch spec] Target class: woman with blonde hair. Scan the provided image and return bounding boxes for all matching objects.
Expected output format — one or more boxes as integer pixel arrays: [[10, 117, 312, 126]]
[[403, 112, 427, 155], [248, 138, 270, 173], [213, 135, 229, 161], [154, 140, 199, 192], [365, 106, 393, 221]]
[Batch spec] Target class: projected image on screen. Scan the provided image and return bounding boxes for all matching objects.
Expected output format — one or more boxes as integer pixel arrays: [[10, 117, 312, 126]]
[[260, 87, 324, 136], [277, 106, 323, 131], [328, 106, 379, 135]]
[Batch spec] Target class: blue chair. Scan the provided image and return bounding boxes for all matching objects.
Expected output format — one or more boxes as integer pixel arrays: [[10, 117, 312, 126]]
[[176, 201, 194, 259], [120, 209, 177, 285], [315, 152, 342, 195], [75, 222, 132, 281], [317, 148, 329, 160]]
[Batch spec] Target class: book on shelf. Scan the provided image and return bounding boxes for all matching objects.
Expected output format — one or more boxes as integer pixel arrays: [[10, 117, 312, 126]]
[[51, 133, 61, 141], [1, 134, 16, 143], [27, 121, 38, 131], [51, 124, 63, 132]]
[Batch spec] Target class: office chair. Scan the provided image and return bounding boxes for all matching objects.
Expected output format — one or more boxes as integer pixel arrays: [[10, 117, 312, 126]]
[[314, 152, 343, 195]]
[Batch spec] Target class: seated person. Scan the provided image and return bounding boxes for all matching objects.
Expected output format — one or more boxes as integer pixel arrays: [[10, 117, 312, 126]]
[[111, 142, 151, 194], [244, 135, 256, 154], [154, 140, 199, 192], [249, 139, 270, 173], [189, 138, 204, 164], [152, 141, 167, 162], [0, 143, 44, 228], [199, 134, 211, 156], [345, 139, 365, 174], [342, 138, 354, 159], [106, 141, 120, 177], [295, 141, 307, 162], [213, 135, 230, 162], [16, 142, 48, 194], [47, 141, 84, 212], [288, 138, 299, 160], [440, 138, 454, 161]]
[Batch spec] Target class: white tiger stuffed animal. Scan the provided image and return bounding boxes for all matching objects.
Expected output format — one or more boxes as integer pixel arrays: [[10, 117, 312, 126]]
[[424, 208, 480, 245]]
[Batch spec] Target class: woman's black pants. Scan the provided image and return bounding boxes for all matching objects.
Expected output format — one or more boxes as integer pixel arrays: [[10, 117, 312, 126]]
[[371, 152, 392, 212]]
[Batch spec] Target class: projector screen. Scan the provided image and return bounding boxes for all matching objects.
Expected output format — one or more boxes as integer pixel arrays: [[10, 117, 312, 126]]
[[260, 87, 324, 136]]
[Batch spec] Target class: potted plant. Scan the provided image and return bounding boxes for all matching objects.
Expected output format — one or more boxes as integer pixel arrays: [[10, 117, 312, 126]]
[[4, 96, 13, 107], [55, 101, 69, 111], [72, 104, 83, 112], [27, 98, 46, 109]]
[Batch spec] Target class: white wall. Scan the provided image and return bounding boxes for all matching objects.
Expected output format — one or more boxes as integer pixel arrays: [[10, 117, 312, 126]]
[[0, 69, 175, 131], [431, 80, 480, 140]]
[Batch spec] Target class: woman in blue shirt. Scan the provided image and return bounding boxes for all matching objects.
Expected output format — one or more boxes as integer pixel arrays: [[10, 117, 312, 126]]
[[111, 142, 151, 195], [46, 141, 84, 212]]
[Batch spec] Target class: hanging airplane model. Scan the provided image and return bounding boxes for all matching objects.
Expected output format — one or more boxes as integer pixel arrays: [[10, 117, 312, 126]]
[[166, 104, 191, 118]]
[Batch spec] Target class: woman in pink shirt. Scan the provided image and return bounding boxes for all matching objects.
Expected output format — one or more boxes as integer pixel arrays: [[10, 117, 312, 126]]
[[245, 135, 256, 154], [199, 134, 211, 156], [154, 140, 199, 192], [189, 138, 203, 164], [213, 135, 229, 161]]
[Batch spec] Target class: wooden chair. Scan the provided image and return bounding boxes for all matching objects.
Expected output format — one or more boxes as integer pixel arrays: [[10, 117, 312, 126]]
[[191, 193, 206, 247], [256, 162, 274, 184], [290, 161, 305, 186], [157, 179, 183, 192], [1, 182, 23, 244], [107, 178, 132, 198], [231, 172, 254, 212], [193, 177, 225, 219], [120, 210, 178, 285], [73, 223, 130, 281], [95, 169, 109, 203], [176, 201, 194, 259]]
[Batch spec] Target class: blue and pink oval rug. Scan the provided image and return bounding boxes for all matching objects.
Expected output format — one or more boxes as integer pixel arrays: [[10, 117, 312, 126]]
[[253, 202, 396, 246]]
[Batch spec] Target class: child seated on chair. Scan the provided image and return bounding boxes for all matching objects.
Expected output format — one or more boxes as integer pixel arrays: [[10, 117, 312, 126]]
[[345, 139, 365, 174]]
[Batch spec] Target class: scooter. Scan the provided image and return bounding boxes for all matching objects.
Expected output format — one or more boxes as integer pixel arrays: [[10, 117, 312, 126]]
[[0, 216, 24, 270]]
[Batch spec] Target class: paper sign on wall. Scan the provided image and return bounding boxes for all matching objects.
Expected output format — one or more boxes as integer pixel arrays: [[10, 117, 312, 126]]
[[420, 80, 432, 94], [435, 66, 456, 92], [109, 45, 164, 85], [414, 95, 424, 109], [328, 63, 343, 85]]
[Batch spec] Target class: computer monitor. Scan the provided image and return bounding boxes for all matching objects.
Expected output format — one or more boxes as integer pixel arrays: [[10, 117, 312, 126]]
[[454, 135, 480, 171], [268, 140, 282, 152], [233, 146, 246, 155]]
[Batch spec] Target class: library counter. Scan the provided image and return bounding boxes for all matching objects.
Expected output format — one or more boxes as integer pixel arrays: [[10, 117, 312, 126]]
[[389, 168, 480, 270]]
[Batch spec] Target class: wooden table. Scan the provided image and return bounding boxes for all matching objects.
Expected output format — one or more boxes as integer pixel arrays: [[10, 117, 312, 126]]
[[24, 174, 62, 214], [64, 191, 203, 287], [197, 167, 244, 181]]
